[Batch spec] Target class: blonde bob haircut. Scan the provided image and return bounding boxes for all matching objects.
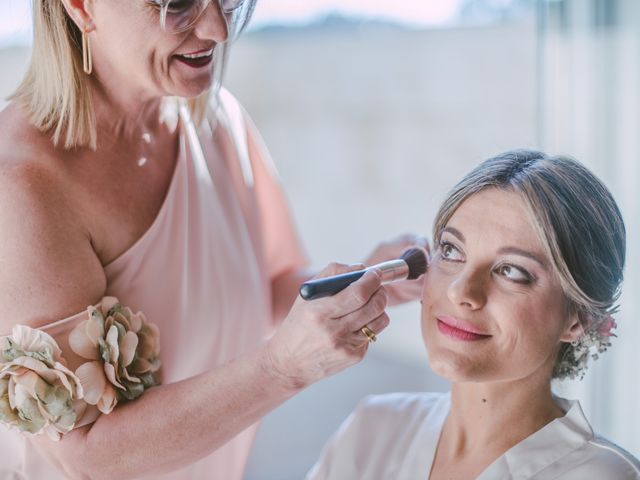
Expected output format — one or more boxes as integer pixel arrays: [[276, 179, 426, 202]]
[[10, 0, 256, 150]]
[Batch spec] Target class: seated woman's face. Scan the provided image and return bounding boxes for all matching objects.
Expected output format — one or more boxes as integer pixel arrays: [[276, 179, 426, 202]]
[[421, 188, 578, 383]]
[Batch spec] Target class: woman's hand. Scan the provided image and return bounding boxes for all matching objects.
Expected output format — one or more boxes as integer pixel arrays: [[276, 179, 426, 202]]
[[263, 264, 389, 391], [363, 233, 430, 306]]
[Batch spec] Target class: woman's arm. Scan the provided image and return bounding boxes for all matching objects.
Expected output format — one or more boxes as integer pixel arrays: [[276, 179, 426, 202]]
[[0, 160, 389, 479], [243, 112, 314, 325], [271, 267, 318, 325], [243, 117, 428, 323]]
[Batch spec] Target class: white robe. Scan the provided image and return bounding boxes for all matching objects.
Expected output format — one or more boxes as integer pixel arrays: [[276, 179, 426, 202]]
[[307, 392, 640, 480]]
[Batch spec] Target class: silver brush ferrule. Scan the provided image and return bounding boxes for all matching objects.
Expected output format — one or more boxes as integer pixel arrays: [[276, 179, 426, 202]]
[[368, 259, 409, 284]]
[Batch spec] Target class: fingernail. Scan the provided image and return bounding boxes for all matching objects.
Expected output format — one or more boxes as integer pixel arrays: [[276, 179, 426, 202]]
[[370, 267, 382, 277]]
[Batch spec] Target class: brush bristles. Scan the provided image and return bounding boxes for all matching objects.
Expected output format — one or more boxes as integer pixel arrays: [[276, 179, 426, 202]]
[[401, 247, 428, 279]]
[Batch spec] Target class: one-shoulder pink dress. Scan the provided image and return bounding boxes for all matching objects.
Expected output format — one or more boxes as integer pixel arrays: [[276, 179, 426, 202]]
[[0, 91, 308, 479]]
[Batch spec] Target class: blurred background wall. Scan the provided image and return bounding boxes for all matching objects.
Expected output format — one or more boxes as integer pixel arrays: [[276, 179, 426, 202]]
[[1, 1, 637, 478], [538, 0, 640, 465]]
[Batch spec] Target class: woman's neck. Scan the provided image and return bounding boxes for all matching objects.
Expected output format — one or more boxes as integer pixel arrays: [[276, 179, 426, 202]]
[[88, 76, 171, 149], [442, 374, 564, 460]]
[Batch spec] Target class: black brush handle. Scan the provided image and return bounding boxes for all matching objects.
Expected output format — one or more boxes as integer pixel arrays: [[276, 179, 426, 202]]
[[300, 270, 367, 300]]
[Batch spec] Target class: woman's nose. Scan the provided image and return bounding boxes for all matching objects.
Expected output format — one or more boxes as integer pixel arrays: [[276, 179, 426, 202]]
[[193, 1, 229, 43], [446, 268, 487, 310]]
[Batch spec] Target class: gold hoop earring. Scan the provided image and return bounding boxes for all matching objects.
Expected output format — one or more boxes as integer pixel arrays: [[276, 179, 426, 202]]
[[82, 31, 92, 75]]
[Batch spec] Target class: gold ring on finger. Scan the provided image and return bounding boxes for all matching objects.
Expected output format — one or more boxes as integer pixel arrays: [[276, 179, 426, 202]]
[[360, 325, 377, 343]]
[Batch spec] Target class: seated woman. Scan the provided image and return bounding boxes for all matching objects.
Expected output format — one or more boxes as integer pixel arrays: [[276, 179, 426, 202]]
[[307, 150, 640, 479]]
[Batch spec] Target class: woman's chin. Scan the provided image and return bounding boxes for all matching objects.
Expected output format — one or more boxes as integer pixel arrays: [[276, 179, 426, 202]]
[[428, 349, 485, 382], [168, 70, 214, 98], [171, 80, 212, 99]]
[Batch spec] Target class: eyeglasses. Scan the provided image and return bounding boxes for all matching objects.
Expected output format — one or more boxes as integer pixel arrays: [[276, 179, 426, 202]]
[[152, 0, 247, 34]]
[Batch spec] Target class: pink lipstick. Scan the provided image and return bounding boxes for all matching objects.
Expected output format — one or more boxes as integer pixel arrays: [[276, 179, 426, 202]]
[[436, 315, 491, 342]]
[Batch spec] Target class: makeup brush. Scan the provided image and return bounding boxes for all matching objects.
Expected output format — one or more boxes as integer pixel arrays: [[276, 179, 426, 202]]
[[300, 247, 428, 301]]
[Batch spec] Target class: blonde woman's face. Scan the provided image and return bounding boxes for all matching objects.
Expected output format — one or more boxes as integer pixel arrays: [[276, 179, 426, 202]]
[[421, 188, 579, 383], [89, 0, 229, 99]]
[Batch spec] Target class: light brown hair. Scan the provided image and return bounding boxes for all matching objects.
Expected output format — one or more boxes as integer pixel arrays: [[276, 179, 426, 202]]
[[433, 150, 626, 379]]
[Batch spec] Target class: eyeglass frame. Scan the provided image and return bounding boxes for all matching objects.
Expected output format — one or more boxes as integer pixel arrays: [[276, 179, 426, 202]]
[[156, 0, 246, 35]]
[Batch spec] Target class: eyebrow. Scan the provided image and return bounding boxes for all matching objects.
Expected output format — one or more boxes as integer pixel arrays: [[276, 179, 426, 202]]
[[441, 226, 548, 269], [497, 247, 548, 268], [442, 226, 465, 242]]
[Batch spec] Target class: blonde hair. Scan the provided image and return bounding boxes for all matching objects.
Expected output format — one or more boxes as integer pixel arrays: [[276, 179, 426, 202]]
[[8, 0, 250, 150], [10, 0, 98, 149], [432, 150, 626, 379]]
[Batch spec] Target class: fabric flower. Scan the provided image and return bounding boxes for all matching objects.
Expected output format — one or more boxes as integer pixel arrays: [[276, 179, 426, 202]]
[[0, 325, 84, 441], [68, 297, 161, 414], [597, 316, 617, 338]]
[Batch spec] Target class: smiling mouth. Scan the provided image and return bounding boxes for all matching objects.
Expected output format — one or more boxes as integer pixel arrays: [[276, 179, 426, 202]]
[[436, 317, 492, 342], [175, 49, 214, 68]]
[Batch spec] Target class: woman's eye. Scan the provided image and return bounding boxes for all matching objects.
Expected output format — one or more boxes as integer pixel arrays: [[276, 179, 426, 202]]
[[495, 264, 532, 283], [148, 0, 190, 12], [148, 0, 192, 13], [439, 241, 463, 262], [167, 0, 192, 12]]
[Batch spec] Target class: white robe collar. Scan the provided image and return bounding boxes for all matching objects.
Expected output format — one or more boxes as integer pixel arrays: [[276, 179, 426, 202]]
[[478, 397, 593, 478], [404, 394, 594, 479]]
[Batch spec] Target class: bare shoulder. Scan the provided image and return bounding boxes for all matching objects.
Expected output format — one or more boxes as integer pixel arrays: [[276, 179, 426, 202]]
[[0, 103, 106, 332]]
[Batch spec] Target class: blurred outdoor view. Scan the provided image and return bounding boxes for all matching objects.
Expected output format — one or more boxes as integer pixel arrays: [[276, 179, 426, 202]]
[[1, 1, 638, 479]]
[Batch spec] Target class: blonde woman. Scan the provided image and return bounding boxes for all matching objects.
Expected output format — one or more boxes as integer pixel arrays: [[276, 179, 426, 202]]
[[309, 151, 640, 479], [0, 1, 425, 478]]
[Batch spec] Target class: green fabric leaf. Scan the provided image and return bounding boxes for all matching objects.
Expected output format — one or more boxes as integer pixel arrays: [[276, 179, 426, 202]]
[[98, 337, 110, 364], [139, 372, 159, 389], [0, 379, 19, 426], [1, 340, 23, 362], [106, 303, 123, 319], [17, 398, 46, 434], [25, 348, 54, 367], [114, 321, 126, 340], [118, 381, 145, 402], [38, 385, 74, 422], [0, 398, 20, 425]]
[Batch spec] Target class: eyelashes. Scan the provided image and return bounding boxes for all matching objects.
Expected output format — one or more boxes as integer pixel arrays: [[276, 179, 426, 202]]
[[437, 240, 536, 285], [439, 241, 463, 261], [494, 264, 535, 284]]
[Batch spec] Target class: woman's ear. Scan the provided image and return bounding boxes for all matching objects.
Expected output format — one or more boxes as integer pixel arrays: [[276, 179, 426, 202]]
[[559, 311, 585, 343], [60, 0, 96, 32]]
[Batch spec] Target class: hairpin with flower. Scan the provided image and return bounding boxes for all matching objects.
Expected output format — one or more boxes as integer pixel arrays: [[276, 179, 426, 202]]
[[555, 314, 617, 381]]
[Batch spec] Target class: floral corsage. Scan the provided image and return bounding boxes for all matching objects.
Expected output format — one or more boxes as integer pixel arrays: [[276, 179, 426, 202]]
[[0, 298, 161, 440], [69, 297, 161, 414], [0, 326, 84, 441]]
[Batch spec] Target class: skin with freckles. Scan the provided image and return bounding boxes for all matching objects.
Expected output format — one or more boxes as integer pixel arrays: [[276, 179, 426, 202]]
[[0, 0, 234, 270], [0, 1, 427, 477], [422, 188, 584, 480]]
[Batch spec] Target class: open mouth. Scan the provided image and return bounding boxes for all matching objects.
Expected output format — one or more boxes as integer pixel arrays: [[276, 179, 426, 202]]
[[175, 49, 214, 68]]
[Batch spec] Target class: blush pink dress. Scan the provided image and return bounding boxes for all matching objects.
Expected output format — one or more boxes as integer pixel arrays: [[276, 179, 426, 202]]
[[0, 91, 308, 479]]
